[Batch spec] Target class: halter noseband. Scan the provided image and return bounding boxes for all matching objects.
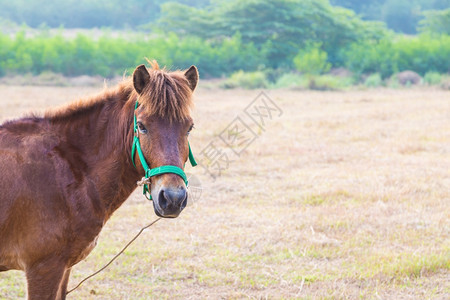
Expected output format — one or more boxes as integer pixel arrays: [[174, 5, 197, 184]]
[[131, 100, 197, 200]]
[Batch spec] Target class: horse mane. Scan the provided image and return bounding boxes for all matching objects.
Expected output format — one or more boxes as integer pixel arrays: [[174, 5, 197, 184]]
[[44, 81, 134, 123], [138, 61, 194, 122], [45, 61, 194, 123]]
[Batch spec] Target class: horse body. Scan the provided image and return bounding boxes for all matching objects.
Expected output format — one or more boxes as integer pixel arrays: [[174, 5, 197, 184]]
[[0, 63, 198, 299], [0, 90, 139, 298]]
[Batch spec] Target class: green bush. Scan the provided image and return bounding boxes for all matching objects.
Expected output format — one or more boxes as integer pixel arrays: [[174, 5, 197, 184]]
[[340, 34, 450, 78], [221, 70, 268, 89], [294, 46, 331, 75], [387, 74, 401, 88], [423, 72, 442, 85], [272, 73, 309, 89], [308, 75, 354, 90], [364, 73, 383, 87]]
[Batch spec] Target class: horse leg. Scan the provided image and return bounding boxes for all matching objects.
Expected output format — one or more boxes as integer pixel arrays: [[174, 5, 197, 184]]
[[25, 258, 67, 300], [56, 267, 71, 300]]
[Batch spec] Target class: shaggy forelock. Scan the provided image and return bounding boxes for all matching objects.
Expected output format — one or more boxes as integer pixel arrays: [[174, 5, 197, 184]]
[[138, 66, 193, 122]]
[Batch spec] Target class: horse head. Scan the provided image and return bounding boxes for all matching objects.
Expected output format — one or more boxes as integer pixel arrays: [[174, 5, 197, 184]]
[[131, 62, 198, 218]]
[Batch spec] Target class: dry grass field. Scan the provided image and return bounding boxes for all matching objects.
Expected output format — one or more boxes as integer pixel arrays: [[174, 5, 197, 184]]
[[0, 84, 449, 299]]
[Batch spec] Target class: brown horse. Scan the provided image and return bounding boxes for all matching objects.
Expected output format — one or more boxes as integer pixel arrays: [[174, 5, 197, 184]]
[[0, 62, 199, 299]]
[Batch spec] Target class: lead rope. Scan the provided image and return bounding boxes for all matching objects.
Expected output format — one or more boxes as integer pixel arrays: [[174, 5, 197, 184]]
[[66, 218, 161, 295]]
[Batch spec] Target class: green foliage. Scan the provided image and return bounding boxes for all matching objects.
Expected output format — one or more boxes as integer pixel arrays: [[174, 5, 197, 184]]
[[0, 0, 209, 28], [382, 0, 421, 34], [272, 73, 309, 89], [387, 74, 401, 88], [339, 38, 396, 78], [0, 31, 262, 77], [2, 0, 447, 35], [308, 75, 354, 90], [293, 46, 331, 75], [330, 0, 385, 19], [0, 0, 449, 80], [364, 73, 383, 87], [331, 0, 450, 34], [272, 72, 355, 90], [340, 34, 450, 78], [1, 28, 449, 80], [419, 9, 450, 35], [423, 72, 443, 85], [221, 71, 269, 89], [158, 0, 387, 68]]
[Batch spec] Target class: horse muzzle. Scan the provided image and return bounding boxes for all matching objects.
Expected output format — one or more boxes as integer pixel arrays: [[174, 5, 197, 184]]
[[153, 186, 188, 218]]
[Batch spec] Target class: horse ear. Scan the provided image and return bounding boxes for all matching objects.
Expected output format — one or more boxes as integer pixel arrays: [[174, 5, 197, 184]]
[[133, 65, 150, 94], [184, 65, 199, 91]]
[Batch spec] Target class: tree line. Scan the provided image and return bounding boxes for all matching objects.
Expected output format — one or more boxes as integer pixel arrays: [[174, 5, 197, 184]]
[[1, 0, 448, 34], [0, 0, 448, 80]]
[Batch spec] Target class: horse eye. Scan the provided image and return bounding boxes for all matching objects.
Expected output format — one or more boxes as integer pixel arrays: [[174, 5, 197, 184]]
[[137, 122, 147, 134], [187, 124, 194, 136]]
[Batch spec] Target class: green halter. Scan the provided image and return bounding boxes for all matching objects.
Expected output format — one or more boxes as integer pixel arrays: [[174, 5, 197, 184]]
[[131, 100, 197, 200]]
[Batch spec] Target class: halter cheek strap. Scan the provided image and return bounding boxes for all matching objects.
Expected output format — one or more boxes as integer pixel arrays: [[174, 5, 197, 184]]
[[131, 100, 197, 200]]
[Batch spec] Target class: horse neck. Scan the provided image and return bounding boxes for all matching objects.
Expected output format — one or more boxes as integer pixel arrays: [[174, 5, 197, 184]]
[[53, 88, 140, 219]]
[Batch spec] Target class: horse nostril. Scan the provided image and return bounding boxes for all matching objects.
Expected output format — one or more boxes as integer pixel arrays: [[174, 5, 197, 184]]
[[175, 189, 187, 208], [180, 195, 188, 210], [158, 190, 168, 210]]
